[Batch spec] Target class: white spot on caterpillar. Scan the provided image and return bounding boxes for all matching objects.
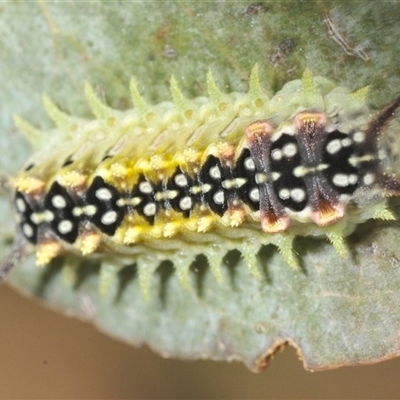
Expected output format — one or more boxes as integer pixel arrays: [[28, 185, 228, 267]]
[[353, 131, 365, 143], [290, 188, 306, 202], [58, 219, 73, 234], [202, 184, 212, 194], [255, 173, 267, 184], [272, 172, 281, 181], [293, 164, 329, 177], [209, 165, 221, 180], [249, 187, 260, 202], [73, 205, 97, 217], [213, 190, 225, 205], [174, 174, 188, 187], [96, 187, 112, 201], [166, 190, 179, 200], [222, 178, 247, 189], [279, 188, 290, 200], [363, 173, 375, 185], [333, 173, 357, 187], [143, 203, 156, 217], [341, 138, 351, 147], [101, 210, 118, 225], [191, 185, 212, 195], [282, 143, 297, 158], [139, 181, 153, 194], [271, 148, 282, 161], [16, 198, 26, 213], [31, 210, 54, 224], [244, 157, 255, 171], [348, 174, 358, 185], [349, 154, 375, 167], [22, 223, 34, 238], [179, 196, 192, 211], [52, 194, 67, 209], [326, 139, 342, 154]]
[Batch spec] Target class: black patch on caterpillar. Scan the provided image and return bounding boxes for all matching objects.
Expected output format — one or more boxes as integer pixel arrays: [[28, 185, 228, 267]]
[[85, 176, 125, 236], [167, 168, 195, 218], [45, 181, 80, 243]]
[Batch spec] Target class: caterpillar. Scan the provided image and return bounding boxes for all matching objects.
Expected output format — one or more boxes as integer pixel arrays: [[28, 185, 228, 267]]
[[2, 66, 400, 299]]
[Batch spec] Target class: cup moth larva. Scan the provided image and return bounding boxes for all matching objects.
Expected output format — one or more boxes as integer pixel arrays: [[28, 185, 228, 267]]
[[2, 66, 400, 299]]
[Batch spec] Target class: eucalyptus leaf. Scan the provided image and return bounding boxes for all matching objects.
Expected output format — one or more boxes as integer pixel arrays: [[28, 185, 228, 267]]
[[1, 1, 400, 371]]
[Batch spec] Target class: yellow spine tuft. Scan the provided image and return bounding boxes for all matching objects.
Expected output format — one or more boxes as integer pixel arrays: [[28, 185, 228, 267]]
[[35, 242, 62, 266]]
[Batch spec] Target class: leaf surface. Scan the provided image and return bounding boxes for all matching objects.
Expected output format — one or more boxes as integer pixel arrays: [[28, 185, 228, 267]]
[[1, 1, 400, 371]]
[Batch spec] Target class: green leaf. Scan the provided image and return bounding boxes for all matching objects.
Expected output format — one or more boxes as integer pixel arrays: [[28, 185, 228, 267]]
[[2, 1, 400, 371]]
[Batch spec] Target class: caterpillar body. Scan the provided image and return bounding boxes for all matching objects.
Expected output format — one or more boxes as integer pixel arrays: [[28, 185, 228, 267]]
[[2, 66, 400, 298]]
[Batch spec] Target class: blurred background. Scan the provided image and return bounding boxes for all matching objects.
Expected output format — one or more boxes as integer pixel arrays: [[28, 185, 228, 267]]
[[1, 285, 400, 399]]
